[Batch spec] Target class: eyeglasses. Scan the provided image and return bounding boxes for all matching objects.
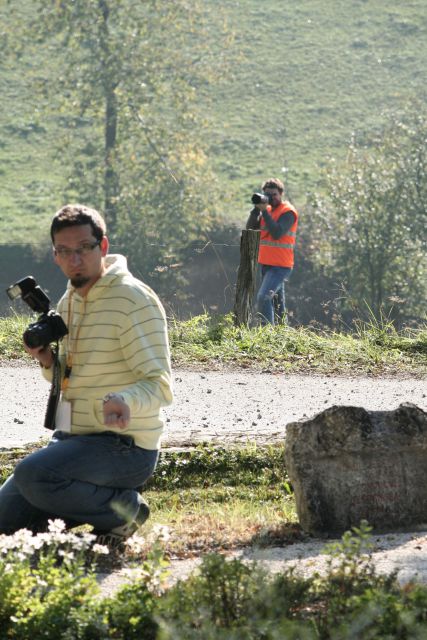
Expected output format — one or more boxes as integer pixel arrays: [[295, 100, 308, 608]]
[[54, 241, 101, 259]]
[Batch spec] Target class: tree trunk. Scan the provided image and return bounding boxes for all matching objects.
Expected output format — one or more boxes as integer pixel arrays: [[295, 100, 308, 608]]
[[99, 0, 119, 231], [233, 229, 260, 326], [104, 86, 119, 230]]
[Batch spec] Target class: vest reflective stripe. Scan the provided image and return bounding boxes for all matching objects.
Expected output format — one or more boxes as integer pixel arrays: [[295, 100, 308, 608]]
[[260, 240, 295, 249], [258, 201, 298, 268]]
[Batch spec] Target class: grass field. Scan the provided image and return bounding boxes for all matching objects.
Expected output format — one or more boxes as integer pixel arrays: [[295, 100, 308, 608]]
[[0, 0, 426, 244], [205, 0, 427, 202]]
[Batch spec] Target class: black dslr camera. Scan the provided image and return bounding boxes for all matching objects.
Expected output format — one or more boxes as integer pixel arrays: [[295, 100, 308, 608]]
[[6, 276, 68, 348], [251, 192, 272, 205]]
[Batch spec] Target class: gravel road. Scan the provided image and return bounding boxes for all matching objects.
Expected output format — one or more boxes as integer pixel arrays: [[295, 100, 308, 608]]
[[2, 364, 427, 588], [0, 364, 426, 449], [98, 529, 427, 593]]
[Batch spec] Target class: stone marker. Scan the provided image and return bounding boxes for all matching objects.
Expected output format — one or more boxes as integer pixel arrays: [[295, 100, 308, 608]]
[[284, 403, 427, 535]]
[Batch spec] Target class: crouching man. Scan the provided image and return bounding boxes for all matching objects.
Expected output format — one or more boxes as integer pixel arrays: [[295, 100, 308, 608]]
[[0, 204, 173, 546]]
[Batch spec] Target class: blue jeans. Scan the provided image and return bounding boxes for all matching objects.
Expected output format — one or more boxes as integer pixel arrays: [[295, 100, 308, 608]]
[[0, 431, 158, 534], [257, 265, 292, 325]]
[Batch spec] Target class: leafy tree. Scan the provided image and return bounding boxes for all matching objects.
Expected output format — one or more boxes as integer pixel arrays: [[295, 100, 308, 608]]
[[9, 0, 233, 299], [312, 105, 427, 323]]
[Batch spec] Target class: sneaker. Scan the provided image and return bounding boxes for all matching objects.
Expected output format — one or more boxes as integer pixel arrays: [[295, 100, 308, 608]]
[[94, 496, 150, 549]]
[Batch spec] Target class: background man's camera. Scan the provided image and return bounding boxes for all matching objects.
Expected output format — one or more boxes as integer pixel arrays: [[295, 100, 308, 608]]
[[6, 276, 68, 348], [251, 192, 272, 205]]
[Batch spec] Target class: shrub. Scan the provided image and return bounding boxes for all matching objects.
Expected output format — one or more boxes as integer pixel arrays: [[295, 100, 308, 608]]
[[158, 553, 314, 639], [0, 520, 107, 639]]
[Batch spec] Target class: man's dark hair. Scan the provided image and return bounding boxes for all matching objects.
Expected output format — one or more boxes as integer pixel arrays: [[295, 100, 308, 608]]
[[261, 178, 284, 194], [50, 204, 107, 243]]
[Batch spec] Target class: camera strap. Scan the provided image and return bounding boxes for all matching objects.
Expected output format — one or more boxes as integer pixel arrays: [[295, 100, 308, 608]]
[[43, 291, 80, 429], [43, 343, 61, 431]]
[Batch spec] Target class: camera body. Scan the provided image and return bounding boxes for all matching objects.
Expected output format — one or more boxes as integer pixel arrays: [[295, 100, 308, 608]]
[[6, 276, 68, 348], [251, 192, 272, 205], [23, 311, 68, 349]]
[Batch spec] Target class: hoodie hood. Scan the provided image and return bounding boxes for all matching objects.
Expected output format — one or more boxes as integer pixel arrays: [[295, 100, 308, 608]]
[[103, 253, 130, 278], [66, 253, 131, 301]]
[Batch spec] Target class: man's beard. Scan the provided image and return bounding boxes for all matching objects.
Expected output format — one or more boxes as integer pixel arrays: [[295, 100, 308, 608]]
[[70, 276, 90, 289]]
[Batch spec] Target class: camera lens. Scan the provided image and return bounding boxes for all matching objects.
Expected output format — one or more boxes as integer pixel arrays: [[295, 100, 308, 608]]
[[251, 193, 267, 205], [23, 321, 52, 349]]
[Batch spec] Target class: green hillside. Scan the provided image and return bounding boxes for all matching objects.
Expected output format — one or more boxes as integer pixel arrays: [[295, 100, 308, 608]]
[[0, 0, 426, 242], [204, 0, 427, 204]]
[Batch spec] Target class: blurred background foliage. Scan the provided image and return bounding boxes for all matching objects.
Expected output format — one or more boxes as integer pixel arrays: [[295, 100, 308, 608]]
[[0, 0, 426, 326]]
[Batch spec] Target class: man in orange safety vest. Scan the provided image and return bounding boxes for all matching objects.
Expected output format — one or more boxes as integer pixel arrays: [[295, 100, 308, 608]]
[[246, 177, 298, 325]]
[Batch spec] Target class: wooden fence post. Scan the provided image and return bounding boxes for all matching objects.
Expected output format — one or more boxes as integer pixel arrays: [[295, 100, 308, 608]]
[[233, 229, 260, 326]]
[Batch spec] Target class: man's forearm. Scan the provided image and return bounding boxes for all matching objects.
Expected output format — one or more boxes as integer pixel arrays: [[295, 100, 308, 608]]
[[262, 210, 295, 239]]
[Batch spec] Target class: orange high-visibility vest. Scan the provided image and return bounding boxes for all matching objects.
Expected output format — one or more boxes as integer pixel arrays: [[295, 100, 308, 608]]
[[258, 201, 298, 267]]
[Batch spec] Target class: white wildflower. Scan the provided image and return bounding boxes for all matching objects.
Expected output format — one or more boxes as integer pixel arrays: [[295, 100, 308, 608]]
[[122, 566, 152, 582], [125, 533, 146, 554], [58, 549, 75, 561], [47, 519, 67, 534], [151, 524, 171, 543], [91, 543, 109, 555]]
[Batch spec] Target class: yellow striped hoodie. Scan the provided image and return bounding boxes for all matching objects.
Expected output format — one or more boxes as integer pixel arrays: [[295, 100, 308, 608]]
[[42, 254, 173, 449]]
